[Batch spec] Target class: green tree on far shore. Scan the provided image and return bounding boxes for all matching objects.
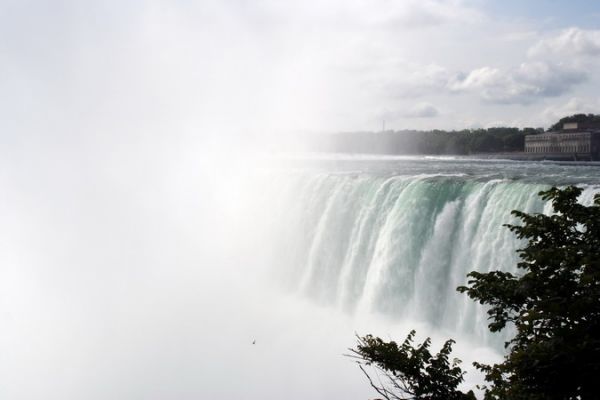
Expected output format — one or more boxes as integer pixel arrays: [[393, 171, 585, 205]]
[[351, 186, 600, 399]]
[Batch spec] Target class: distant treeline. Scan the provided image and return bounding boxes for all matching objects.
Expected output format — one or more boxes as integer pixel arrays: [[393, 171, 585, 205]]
[[314, 114, 600, 155], [550, 113, 600, 131], [317, 127, 542, 155]]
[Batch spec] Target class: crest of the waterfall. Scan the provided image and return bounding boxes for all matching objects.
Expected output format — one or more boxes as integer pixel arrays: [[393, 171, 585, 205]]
[[259, 158, 600, 349]]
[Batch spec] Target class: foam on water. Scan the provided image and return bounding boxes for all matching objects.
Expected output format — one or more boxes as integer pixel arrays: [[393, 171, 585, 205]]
[[258, 156, 600, 349]]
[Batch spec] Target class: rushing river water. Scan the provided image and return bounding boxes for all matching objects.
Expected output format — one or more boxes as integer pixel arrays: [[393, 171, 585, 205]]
[[257, 155, 600, 349], [3, 152, 600, 400]]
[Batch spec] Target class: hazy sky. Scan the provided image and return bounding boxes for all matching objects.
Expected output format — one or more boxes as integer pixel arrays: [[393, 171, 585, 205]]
[[2, 0, 600, 138]]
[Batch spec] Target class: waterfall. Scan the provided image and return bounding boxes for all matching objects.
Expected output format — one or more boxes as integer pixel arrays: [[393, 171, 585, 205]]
[[263, 168, 600, 347]]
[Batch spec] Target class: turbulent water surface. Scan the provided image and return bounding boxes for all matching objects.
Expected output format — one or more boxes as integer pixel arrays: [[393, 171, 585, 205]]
[[4, 152, 600, 400], [256, 155, 600, 348]]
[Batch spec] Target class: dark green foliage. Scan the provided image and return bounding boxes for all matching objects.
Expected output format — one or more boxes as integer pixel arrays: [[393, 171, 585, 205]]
[[549, 113, 600, 131], [319, 114, 600, 155], [350, 331, 476, 400], [470, 132, 503, 153], [458, 186, 600, 399], [353, 186, 600, 400], [321, 126, 541, 155]]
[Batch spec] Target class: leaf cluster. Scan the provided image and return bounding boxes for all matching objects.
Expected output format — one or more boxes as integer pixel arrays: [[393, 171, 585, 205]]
[[349, 331, 475, 400], [353, 186, 600, 400], [458, 186, 600, 399]]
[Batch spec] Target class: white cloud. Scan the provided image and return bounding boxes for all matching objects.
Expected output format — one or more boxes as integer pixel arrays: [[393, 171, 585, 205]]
[[404, 102, 440, 118], [449, 66, 502, 92], [0, 0, 597, 133], [529, 27, 600, 58], [441, 27, 599, 107], [513, 62, 588, 97], [377, 102, 440, 127], [371, 62, 452, 98], [541, 97, 600, 125], [448, 62, 587, 104]]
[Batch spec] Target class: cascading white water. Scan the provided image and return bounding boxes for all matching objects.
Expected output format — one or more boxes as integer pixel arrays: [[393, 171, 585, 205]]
[[260, 156, 600, 349], [3, 150, 599, 399]]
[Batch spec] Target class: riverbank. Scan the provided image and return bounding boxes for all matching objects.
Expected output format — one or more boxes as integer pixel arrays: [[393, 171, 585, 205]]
[[469, 152, 597, 162]]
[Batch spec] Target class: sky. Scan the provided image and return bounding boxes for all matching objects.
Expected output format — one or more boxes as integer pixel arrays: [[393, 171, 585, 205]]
[[1, 0, 600, 140]]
